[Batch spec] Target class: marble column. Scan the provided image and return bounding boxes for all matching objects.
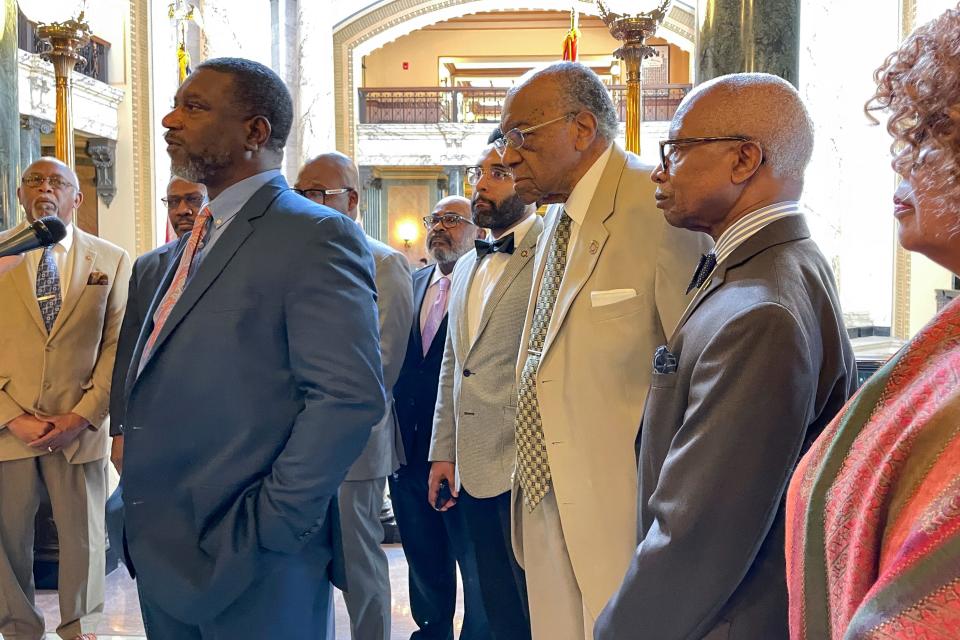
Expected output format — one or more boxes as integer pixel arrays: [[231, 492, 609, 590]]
[[1, 0, 20, 231], [20, 116, 53, 174], [359, 166, 384, 242], [446, 166, 464, 196], [696, 0, 800, 87]]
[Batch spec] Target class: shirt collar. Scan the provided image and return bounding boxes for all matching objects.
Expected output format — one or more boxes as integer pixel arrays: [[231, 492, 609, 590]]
[[488, 212, 537, 243], [58, 221, 74, 253], [562, 143, 614, 227], [429, 264, 449, 287], [713, 201, 803, 265], [205, 169, 282, 228]]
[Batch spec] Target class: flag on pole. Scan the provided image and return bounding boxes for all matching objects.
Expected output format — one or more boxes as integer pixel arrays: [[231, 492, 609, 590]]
[[562, 7, 580, 61]]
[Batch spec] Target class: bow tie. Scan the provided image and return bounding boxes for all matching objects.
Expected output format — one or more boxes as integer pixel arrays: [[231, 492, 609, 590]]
[[475, 233, 515, 259], [686, 252, 717, 294]]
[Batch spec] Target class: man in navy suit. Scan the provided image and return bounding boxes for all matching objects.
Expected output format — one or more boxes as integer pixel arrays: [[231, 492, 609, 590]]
[[120, 58, 384, 639], [391, 196, 490, 639]]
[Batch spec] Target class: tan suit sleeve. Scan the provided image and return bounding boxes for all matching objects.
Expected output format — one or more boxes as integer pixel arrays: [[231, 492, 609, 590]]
[[73, 250, 132, 427]]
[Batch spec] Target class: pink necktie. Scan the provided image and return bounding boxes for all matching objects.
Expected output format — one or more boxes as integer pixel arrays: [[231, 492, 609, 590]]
[[140, 205, 213, 365], [422, 276, 450, 356]]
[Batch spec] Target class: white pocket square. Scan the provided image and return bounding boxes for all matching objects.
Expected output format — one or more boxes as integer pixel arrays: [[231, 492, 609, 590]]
[[590, 288, 637, 307]]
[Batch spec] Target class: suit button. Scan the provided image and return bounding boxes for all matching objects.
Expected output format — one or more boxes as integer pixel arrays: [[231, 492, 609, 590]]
[[463, 369, 472, 377]]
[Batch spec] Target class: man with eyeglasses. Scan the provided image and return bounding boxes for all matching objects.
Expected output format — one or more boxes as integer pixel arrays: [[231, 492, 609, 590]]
[[495, 62, 711, 639], [295, 152, 415, 640], [596, 74, 856, 640], [0, 157, 131, 640], [392, 195, 490, 640], [427, 137, 541, 640], [109, 176, 207, 477]]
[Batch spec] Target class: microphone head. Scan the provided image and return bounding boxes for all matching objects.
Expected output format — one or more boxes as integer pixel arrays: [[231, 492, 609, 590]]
[[32, 216, 67, 246]]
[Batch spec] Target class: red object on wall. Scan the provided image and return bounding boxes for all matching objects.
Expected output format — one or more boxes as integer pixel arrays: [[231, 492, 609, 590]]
[[402, 61, 409, 70]]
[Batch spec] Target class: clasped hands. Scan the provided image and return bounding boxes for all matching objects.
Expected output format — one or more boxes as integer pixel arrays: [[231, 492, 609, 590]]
[[7, 412, 90, 452]]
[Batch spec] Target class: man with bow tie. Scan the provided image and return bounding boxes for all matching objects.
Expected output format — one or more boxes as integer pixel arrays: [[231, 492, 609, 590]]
[[0, 157, 131, 640], [596, 73, 857, 640], [428, 139, 542, 640]]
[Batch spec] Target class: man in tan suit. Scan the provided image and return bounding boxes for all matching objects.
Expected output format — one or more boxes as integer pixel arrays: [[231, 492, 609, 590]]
[[0, 157, 130, 640], [496, 62, 711, 639]]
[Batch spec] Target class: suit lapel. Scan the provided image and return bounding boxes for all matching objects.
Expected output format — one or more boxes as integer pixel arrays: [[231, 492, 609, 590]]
[[134, 176, 287, 381], [10, 258, 46, 334], [470, 216, 543, 352], [541, 146, 626, 357], [453, 256, 478, 363], [50, 229, 96, 338], [411, 266, 433, 360], [670, 215, 813, 340]]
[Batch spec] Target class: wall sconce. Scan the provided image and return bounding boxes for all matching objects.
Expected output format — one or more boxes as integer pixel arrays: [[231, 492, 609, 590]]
[[397, 219, 419, 250]]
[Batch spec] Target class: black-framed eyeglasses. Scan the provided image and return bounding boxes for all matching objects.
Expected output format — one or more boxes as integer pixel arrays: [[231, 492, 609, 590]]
[[22, 174, 77, 190], [658, 136, 757, 171], [422, 213, 475, 230], [161, 194, 206, 210], [493, 113, 576, 158], [466, 165, 513, 186], [295, 187, 353, 203]]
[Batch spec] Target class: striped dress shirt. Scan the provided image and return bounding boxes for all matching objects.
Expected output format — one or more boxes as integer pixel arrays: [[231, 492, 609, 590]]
[[713, 201, 803, 267]]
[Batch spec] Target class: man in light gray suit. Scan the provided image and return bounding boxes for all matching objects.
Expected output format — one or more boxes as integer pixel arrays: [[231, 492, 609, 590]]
[[429, 140, 540, 640], [595, 74, 857, 639], [296, 152, 414, 640]]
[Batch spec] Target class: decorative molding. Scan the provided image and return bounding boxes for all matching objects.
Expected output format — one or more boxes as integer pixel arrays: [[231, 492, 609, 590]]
[[20, 114, 54, 134], [333, 0, 694, 158], [85, 138, 117, 206], [131, 0, 154, 255]]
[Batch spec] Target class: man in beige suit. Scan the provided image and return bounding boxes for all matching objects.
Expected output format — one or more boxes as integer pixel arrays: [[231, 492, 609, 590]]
[[0, 157, 130, 640], [496, 62, 711, 639]]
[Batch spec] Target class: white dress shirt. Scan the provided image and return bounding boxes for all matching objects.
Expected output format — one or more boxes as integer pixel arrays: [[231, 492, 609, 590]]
[[420, 266, 451, 337], [25, 221, 74, 297], [561, 143, 614, 265], [466, 212, 538, 345]]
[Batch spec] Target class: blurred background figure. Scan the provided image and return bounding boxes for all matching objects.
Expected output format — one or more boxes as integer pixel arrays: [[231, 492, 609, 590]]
[[787, 5, 960, 639]]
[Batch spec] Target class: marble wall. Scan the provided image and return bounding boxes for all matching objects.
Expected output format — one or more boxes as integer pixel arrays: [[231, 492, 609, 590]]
[[1, 0, 20, 231]]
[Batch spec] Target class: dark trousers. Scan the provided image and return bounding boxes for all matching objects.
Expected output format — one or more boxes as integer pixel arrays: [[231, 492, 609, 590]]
[[389, 461, 490, 640], [458, 488, 531, 640], [137, 560, 333, 639]]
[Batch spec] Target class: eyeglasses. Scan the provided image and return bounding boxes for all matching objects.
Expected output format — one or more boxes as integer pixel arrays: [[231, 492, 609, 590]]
[[22, 174, 77, 190], [466, 165, 513, 186], [294, 187, 353, 204], [422, 213, 474, 230], [658, 136, 756, 172], [161, 194, 206, 209], [493, 113, 576, 158]]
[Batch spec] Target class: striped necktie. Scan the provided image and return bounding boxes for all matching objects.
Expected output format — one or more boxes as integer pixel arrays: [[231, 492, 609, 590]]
[[139, 205, 213, 369], [515, 210, 572, 511]]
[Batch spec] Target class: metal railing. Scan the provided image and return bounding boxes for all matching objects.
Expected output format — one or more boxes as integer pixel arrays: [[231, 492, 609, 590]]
[[17, 10, 111, 83], [358, 84, 691, 125]]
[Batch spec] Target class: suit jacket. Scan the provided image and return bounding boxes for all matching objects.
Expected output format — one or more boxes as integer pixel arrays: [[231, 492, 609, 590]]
[[345, 236, 414, 481], [109, 240, 178, 436], [0, 224, 130, 463], [595, 216, 857, 640], [393, 264, 449, 467], [430, 217, 543, 498], [512, 144, 712, 618], [121, 176, 385, 623]]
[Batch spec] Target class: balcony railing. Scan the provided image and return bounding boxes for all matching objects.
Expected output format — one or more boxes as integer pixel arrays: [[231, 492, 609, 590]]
[[358, 84, 692, 125], [17, 10, 110, 83]]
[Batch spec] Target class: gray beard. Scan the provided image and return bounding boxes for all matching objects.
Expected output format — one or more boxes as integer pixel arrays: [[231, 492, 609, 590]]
[[429, 233, 476, 264], [172, 149, 232, 184]]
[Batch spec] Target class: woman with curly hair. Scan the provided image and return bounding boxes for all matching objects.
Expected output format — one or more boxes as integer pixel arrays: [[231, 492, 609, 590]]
[[785, 4, 960, 639]]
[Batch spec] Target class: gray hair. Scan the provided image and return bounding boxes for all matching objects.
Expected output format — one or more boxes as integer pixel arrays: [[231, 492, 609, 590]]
[[510, 61, 619, 142], [675, 73, 814, 181]]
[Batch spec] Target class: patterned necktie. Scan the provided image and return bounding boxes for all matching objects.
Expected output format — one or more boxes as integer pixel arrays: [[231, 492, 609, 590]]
[[686, 252, 717, 294], [36, 246, 62, 333], [421, 275, 450, 357], [140, 205, 213, 367], [515, 210, 573, 511]]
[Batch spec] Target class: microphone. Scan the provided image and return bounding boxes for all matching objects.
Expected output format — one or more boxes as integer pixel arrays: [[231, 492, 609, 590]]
[[0, 216, 68, 258]]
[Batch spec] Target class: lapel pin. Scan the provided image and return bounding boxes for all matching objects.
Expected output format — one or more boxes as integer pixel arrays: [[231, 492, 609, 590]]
[[589, 240, 599, 254], [521, 250, 528, 258]]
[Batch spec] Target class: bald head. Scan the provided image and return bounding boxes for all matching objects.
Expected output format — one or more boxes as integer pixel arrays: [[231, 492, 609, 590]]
[[18, 157, 82, 224], [433, 195, 471, 218], [673, 73, 814, 181], [296, 152, 361, 219]]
